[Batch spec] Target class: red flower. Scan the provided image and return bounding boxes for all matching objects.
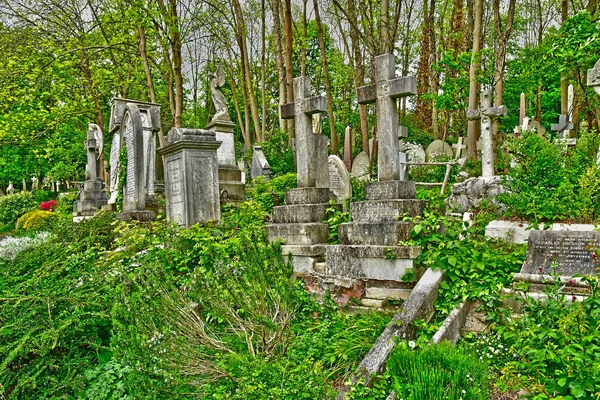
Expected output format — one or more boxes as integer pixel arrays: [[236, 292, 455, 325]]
[[40, 200, 58, 211]]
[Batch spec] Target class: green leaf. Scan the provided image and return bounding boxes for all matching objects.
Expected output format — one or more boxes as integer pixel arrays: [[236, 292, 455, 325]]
[[448, 256, 457, 267]]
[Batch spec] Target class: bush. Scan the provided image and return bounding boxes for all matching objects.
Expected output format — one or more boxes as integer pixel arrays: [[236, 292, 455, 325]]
[[16, 210, 59, 232], [246, 173, 297, 213], [39, 199, 58, 211], [387, 341, 489, 399], [0, 191, 37, 226], [57, 191, 79, 215], [259, 130, 296, 177]]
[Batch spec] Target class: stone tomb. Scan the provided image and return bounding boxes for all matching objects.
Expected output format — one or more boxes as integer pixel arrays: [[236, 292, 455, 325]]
[[158, 128, 221, 227], [520, 231, 600, 276], [107, 98, 161, 220], [73, 123, 107, 218]]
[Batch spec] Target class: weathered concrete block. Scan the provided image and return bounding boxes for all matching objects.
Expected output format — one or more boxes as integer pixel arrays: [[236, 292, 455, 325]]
[[273, 203, 341, 224], [281, 244, 327, 257], [338, 221, 413, 246], [350, 199, 427, 222], [362, 298, 387, 308], [266, 222, 329, 245], [365, 287, 412, 300], [284, 187, 331, 205], [365, 180, 416, 200], [218, 166, 243, 181]]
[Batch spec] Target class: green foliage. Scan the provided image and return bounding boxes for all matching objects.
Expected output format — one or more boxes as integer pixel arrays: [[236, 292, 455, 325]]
[[259, 130, 296, 177], [0, 191, 37, 226], [57, 191, 80, 216], [350, 176, 369, 202], [246, 173, 297, 213], [496, 276, 600, 398], [387, 341, 489, 399], [16, 209, 58, 232], [325, 204, 351, 244]]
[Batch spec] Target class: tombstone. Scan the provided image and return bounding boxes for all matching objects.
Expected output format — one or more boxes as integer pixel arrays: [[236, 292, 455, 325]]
[[452, 137, 467, 160], [328, 155, 352, 203], [73, 123, 108, 218], [551, 114, 574, 139], [158, 128, 221, 227], [357, 53, 416, 181], [400, 142, 426, 163], [205, 64, 245, 205], [368, 137, 375, 158], [108, 99, 161, 220], [343, 126, 352, 170], [467, 90, 507, 178], [519, 92, 526, 125], [520, 231, 600, 276], [425, 140, 453, 161], [398, 152, 408, 181], [587, 57, 600, 95], [351, 151, 370, 178], [280, 76, 328, 188], [251, 146, 271, 181], [527, 120, 546, 136], [6, 182, 14, 195]]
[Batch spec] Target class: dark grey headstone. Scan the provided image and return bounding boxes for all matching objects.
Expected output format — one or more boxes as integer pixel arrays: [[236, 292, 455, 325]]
[[521, 231, 600, 276]]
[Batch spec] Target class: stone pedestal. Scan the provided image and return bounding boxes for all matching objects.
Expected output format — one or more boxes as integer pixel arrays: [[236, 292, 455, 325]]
[[325, 180, 427, 306], [158, 128, 222, 227], [73, 180, 107, 217], [206, 118, 245, 206], [266, 187, 340, 275]]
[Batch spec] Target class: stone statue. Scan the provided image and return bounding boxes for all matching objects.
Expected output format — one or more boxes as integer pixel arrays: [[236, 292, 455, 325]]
[[210, 64, 229, 122], [6, 182, 14, 195], [89, 123, 104, 160]]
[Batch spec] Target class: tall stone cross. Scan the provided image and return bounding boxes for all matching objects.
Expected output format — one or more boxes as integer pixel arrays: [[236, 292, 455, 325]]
[[281, 76, 327, 188], [551, 114, 574, 139], [587, 58, 600, 96], [358, 54, 416, 181], [467, 90, 506, 178]]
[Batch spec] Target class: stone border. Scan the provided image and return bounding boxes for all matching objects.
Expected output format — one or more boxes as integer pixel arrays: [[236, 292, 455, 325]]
[[485, 220, 599, 244]]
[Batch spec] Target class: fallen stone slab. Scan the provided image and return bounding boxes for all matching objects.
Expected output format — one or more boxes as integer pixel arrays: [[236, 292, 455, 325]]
[[431, 301, 472, 344]]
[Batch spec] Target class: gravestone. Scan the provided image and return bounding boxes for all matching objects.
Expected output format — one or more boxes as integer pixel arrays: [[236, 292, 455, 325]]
[[158, 128, 222, 227], [251, 146, 271, 181], [73, 124, 108, 218], [400, 142, 426, 163], [344, 126, 352, 170], [328, 155, 352, 203], [551, 114, 574, 139], [466, 90, 506, 178], [520, 231, 600, 276], [6, 182, 14, 195], [527, 120, 546, 136], [351, 151, 370, 178], [452, 137, 467, 159], [587, 57, 600, 95], [107, 98, 161, 219], [425, 140, 453, 161]]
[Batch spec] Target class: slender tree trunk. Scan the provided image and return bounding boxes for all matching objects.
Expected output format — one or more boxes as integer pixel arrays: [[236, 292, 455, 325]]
[[415, 0, 433, 130], [272, 0, 286, 132], [167, 0, 183, 128], [313, 0, 337, 154], [300, 0, 308, 76], [260, 0, 267, 140], [560, 0, 568, 116], [226, 47, 251, 149], [380, 0, 390, 53], [283, 0, 295, 141], [467, 0, 482, 160]]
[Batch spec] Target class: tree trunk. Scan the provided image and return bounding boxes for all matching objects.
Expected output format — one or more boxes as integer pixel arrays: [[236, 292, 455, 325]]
[[467, 0, 482, 160], [415, 0, 433, 130], [272, 0, 286, 132], [313, 0, 337, 154], [380, 0, 390, 53], [560, 0, 568, 117], [260, 0, 267, 140], [283, 0, 295, 142]]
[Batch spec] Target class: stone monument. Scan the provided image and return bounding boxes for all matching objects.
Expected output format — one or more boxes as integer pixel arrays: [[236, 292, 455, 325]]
[[452, 137, 467, 160], [6, 182, 14, 195], [325, 54, 427, 306], [467, 89, 506, 178], [328, 155, 352, 203], [73, 123, 108, 219], [266, 75, 339, 275], [587, 57, 600, 95], [107, 98, 161, 220], [158, 128, 222, 227], [425, 140, 453, 161], [251, 146, 271, 181], [551, 114, 575, 140], [351, 151, 370, 178], [343, 126, 352, 170], [206, 64, 245, 205]]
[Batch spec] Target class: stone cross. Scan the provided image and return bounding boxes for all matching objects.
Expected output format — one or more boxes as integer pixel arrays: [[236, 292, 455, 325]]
[[587, 58, 600, 95], [467, 90, 506, 178], [551, 114, 574, 139], [452, 136, 467, 159], [281, 76, 327, 188], [358, 54, 416, 181]]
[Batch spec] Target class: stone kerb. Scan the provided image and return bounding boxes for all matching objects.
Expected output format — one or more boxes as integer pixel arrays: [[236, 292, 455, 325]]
[[158, 128, 222, 228]]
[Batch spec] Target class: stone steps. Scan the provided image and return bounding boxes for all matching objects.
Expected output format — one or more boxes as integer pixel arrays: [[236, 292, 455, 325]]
[[284, 187, 331, 205], [339, 221, 413, 245], [266, 222, 329, 246], [272, 203, 341, 224], [350, 199, 427, 221]]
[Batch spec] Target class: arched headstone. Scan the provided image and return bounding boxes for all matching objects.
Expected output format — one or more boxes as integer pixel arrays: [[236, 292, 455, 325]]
[[328, 155, 352, 202], [121, 103, 146, 212], [425, 140, 453, 161], [351, 151, 370, 178]]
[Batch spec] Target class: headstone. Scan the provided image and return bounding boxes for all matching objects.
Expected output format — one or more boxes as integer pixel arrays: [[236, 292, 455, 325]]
[[6, 182, 14, 195], [351, 151, 370, 178], [357, 53, 416, 181], [398, 152, 407, 181], [280, 76, 327, 188], [520, 230, 600, 276], [158, 128, 222, 227], [425, 140, 453, 161], [368, 137, 375, 158], [528, 120, 546, 136], [466, 90, 507, 178], [452, 137, 467, 159], [328, 155, 352, 203], [401, 142, 426, 163], [519, 92, 526, 125], [551, 114, 574, 139], [73, 123, 108, 217], [567, 84, 574, 117], [344, 126, 352, 170], [251, 146, 271, 181], [587, 57, 600, 95]]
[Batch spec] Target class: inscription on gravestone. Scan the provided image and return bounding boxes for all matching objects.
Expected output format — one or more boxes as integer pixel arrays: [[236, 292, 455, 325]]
[[125, 115, 136, 199], [521, 231, 600, 276]]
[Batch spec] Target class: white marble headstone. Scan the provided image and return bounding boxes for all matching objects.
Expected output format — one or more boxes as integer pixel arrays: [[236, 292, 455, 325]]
[[328, 155, 352, 202]]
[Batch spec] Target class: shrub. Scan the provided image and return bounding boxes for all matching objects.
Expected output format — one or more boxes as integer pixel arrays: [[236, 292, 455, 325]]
[[387, 341, 489, 399], [0, 191, 37, 226], [39, 199, 58, 211], [17, 210, 59, 231], [259, 130, 296, 177], [57, 191, 79, 215], [246, 173, 297, 213]]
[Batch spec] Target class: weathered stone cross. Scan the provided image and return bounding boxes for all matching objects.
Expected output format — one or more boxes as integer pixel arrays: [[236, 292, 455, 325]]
[[466, 90, 506, 178], [588, 58, 600, 95], [281, 76, 327, 188], [551, 114, 574, 139], [357, 54, 416, 181], [452, 136, 467, 159]]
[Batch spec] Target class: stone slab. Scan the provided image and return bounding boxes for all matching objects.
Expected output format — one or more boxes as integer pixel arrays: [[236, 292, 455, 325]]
[[338, 221, 413, 246], [364, 180, 416, 200], [284, 187, 331, 205], [218, 166, 242, 181], [350, 199, 427, 222], [521, 230, 600, 276], [432, 301, 472, 344], [273, 203, 341, 224], [281, 244, 327, 257], [365, 287, 411, 300], [485, 220, 599, 244], [266, 222, 329, 245]]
